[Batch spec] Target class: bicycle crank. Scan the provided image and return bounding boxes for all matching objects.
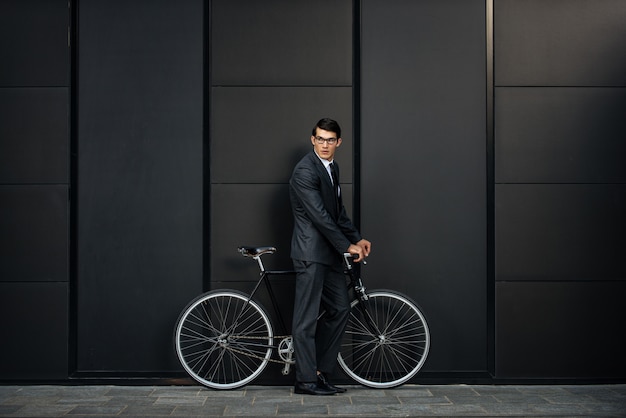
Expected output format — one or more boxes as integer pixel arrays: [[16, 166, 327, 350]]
[[277, 336, 295, 375]]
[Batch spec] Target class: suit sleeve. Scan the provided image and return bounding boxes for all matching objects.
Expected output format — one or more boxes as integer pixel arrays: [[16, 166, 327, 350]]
[[290, 164, 361, 254], [336, 204, 362, 243]]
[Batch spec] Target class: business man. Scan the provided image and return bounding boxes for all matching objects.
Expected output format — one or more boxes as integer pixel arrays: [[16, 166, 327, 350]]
[[289, 118, 372, 395]]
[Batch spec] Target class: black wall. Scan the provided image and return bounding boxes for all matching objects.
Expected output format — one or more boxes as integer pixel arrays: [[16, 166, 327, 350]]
[[209, 0, 354, 383], [0, 0, 70, 379], [494, 0, 626, 378], [75, 0, 203, 373], [361, 0, 488, 375], [1, 0, 625, 382]]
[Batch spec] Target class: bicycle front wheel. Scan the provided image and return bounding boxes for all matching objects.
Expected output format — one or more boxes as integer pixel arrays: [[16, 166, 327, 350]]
[[337, 289, 430, 388], [174, 290, 273, 389]]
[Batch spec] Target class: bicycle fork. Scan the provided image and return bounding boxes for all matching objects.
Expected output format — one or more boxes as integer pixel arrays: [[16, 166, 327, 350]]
[[343, 253, 385, 340]]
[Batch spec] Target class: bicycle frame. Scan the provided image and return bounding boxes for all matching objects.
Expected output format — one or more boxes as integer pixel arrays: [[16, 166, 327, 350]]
[[245, 268, 294, 337], [240, 250, 373, 337]]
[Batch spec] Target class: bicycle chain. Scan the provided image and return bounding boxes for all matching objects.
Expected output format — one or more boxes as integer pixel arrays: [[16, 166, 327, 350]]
[[223, 335, 292, 365]]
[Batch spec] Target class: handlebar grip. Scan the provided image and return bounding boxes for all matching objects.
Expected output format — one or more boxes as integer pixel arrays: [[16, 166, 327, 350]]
[[343, 252, 367, 265]]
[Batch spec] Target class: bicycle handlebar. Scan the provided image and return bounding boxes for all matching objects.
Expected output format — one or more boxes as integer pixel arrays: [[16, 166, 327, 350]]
[[343, 252, 367, 266]]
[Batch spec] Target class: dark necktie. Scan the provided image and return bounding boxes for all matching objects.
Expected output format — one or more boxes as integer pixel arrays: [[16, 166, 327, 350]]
[[329, 162, 341, 213]]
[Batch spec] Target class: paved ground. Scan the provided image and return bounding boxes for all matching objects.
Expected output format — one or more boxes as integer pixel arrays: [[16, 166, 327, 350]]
[[0, 384, 625, 417]]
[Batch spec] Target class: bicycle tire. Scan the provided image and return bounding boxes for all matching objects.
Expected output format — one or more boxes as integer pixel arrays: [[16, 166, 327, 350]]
[[337, 289, 430, 388], [174, 290, 273, 389]]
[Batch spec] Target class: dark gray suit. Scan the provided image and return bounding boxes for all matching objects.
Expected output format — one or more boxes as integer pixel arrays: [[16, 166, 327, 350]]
[[289, 150, 362, 383]]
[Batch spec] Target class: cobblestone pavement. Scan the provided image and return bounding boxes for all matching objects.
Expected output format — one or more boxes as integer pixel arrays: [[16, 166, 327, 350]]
[[0, 384, 625, 417]]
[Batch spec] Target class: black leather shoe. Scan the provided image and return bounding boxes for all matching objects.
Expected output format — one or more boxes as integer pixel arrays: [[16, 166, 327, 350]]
[[317, 373, 347, 393], [294, 382, 336, 396]]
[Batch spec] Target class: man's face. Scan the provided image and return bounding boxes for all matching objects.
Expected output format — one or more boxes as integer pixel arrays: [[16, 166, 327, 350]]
[[311, 127, 342, 161]]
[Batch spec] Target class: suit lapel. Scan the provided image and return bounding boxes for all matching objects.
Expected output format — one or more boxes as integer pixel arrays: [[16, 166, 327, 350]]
[[308, 151, 341, 218], [310, 151, 333, 189]]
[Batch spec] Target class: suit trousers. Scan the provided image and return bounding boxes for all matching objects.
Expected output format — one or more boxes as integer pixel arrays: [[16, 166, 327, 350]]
[[292, 259, 351, 383]]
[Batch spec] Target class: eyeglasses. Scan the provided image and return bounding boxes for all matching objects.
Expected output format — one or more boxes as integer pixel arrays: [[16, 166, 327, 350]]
[[314, 136, 338, 145]]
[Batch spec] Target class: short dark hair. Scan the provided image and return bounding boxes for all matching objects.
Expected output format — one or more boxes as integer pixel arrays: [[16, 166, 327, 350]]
[[312, 118, 341, 138]]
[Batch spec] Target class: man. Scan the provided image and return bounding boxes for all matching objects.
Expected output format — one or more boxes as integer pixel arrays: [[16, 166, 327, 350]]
[[289, 118, 372, 395]]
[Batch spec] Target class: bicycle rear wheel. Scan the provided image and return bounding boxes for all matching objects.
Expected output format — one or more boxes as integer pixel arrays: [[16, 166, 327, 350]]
[[174, 290, 273, 389], [337, 289, 430, 388]]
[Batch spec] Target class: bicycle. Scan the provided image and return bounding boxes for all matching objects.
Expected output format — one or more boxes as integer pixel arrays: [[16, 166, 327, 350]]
[[174, 246, 430, 390]]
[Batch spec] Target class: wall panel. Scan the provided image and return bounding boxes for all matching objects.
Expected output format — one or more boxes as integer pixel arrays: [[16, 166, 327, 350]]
[[361, 0, 488, 372], [0, 0, 70, 382], [0, 282, 68, 379], [211, 87, 353, 184], [496, 281, 626, 378], [495, 0, 626, 86], [0, 0, 69, 87], [0, 88, 69, 184], [496, 184, 626, 282], [0, 185, 68, 282], [76, 0, 203, 372], [494, 0, 626, 380], [495, 88, 626, 184], [212, 0, 352, 86]]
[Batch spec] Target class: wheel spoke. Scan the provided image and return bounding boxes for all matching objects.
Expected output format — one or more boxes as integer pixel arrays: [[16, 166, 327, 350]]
[[338, 290, 430, 388], [175, 291, 273, 389]]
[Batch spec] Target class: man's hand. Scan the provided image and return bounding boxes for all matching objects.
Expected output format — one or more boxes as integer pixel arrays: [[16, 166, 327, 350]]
[[347, 239, 372, 262], [357, 239, 372, 257]]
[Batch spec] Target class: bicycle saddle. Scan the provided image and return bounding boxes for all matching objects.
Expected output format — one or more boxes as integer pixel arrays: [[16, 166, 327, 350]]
[[238, 246, 277, 257]]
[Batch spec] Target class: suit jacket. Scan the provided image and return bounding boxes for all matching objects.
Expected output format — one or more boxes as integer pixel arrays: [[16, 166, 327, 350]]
[[289, 151, 362, 265]]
